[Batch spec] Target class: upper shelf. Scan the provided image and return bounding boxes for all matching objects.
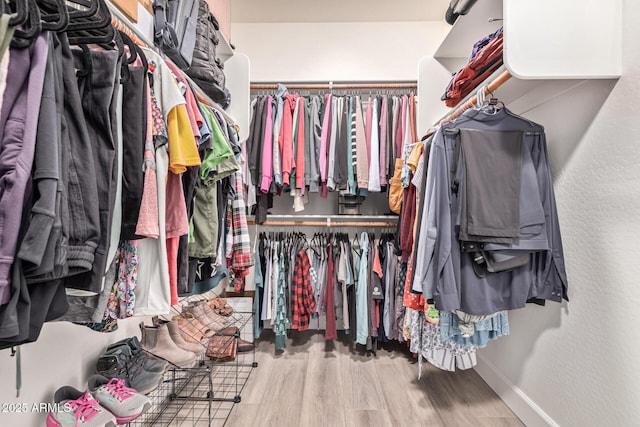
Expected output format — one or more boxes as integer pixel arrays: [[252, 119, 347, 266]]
[[217, 32, 234, 62], [434, 0, 502, 60], [432, 0, 621, 79]]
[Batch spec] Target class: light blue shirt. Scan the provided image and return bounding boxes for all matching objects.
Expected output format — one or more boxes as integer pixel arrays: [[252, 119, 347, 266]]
[[356, 232, 370, 346]]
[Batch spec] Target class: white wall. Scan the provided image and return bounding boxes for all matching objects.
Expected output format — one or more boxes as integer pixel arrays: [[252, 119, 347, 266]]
[[0, 318, 146, 426], [231, 19, 448, 218], [232, 21, 449, 82], [474, 1, 640, 426]]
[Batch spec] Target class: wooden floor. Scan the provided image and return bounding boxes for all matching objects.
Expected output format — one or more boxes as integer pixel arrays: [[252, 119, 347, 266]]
[[226, 331, 524, 427]]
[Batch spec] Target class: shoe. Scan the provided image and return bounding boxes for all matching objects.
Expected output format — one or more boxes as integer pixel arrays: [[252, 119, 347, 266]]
[[105, 336, 168, 373], [212, 326, 253, 351], [140, 323, 198, 368], [172, 314, 212, 344], [207, 297, 233, 316], [237, 338, 254, 353], [184, 302, 228, 332], [218, 326, 239, 336], [163, 319, 206, 356], [96, 346, 163, 395], [88, 375, 152, 424], [46, 386, 116, 427]]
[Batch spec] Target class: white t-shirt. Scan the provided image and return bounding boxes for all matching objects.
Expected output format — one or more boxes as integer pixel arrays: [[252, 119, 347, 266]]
[[134, 48, 185, 316]]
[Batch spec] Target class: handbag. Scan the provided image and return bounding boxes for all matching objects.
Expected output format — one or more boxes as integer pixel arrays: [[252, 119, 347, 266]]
[[153, 0, 199, 69]]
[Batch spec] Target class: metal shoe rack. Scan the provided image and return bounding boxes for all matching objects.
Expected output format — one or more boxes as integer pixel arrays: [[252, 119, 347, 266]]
[[127, 297, 257, 427]]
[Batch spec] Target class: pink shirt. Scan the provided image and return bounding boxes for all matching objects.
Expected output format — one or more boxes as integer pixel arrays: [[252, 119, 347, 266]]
[[165, 172, 189, 239], [396, 96, 407, 158], [281, 94, 296, 186], [365, 96, 373, 165], [135, 84, 160, 238]]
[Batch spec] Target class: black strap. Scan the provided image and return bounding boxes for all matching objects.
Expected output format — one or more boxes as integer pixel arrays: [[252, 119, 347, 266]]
[[444, 129, 462, 194]]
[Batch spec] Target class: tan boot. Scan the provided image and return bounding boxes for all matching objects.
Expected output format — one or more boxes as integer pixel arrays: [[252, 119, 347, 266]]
[[172, 315, 211, 344], [140, 323, 197, 368], [166, 320, 206, 356]]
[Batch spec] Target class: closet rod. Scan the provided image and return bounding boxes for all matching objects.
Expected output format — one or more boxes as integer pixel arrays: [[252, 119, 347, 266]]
[[248, 220, 397, 227], [439, 70, 512, 124], [250, 82, 417, 90], [107, 3, 152, 49]]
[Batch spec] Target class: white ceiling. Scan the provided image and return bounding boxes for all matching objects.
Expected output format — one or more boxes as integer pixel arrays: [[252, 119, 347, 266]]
[[231, 0, 451, 23]]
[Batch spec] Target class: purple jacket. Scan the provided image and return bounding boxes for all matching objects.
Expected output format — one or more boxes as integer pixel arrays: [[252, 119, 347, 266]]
[[0, 33, 49, 304]]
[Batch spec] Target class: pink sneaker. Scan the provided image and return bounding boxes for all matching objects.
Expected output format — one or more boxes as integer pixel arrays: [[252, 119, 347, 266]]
[[46, 387, 116, 427], [88, 375, 152, 424]]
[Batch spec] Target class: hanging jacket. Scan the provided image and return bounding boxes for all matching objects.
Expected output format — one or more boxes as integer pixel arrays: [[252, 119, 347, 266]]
[[416, 108, 568, 315]]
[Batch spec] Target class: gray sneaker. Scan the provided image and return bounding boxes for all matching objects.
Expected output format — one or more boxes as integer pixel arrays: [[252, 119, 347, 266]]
[[96, 346, 163, 395], [88, 375, 152, 424], [46, 386, 116, 427], [105, 336, 168, 373]]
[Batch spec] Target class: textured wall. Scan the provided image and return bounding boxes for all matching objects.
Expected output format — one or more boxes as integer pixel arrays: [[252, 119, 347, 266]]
[[231, 21, 449, 82], [476, 1, 640, 425]]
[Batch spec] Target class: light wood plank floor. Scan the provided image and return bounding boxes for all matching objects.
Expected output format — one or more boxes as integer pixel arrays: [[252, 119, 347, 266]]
[[226, 331, 524, 427]]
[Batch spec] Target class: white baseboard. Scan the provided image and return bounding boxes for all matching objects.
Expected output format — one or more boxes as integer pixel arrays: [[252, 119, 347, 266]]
[[475, 354, 559, 427]]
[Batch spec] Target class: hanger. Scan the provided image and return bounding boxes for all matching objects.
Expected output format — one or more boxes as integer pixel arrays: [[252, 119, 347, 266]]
[[10, 0, 41, 49], [65, 0, 114, 45], [351, 233, 361, 257], [63, 0, 99, 20], [37, 0, 69, 31], [8, 0, 29, 27]]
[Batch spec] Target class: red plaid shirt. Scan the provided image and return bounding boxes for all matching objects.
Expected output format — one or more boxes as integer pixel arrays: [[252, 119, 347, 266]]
[[291, 250, 316, 331]]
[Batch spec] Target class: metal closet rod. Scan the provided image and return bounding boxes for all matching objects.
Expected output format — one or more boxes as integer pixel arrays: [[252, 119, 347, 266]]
[[247, 214, 398, 227], [250, 81, 417, 90], [107, 3, 152, 49], [440, 70, 512, 124], [248, 220, 397, 227]]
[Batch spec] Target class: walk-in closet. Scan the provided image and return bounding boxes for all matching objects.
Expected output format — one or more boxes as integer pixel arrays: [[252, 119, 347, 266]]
[[0, 0, 637, 426]]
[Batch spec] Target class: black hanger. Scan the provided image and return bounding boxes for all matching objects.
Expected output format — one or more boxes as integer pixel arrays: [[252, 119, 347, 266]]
[[65, 0, 114, 45], [351, 233, 361, 257], [63, 0, 99, 20], [8, 0, 29, 27], [10, 0, 42, 49], [118, 31, 138, 65], [37, 0, 69, 31], [116, 31, 141, 85]]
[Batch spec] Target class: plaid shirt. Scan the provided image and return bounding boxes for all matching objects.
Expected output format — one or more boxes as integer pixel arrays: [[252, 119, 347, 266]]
[[291, 249, 316, 331], [225, 171, 254, 291]]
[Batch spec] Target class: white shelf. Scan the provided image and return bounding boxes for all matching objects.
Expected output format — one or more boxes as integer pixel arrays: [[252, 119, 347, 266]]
[[432, 0, 621, 79], [217, 30, 234, 62], [420, 0, 622, 132], [434, 0, 503, 60]]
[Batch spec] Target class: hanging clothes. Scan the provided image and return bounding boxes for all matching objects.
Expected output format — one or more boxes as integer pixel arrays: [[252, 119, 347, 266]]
[[415, 107, 568, 315], [246, 86, 417, 224]]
